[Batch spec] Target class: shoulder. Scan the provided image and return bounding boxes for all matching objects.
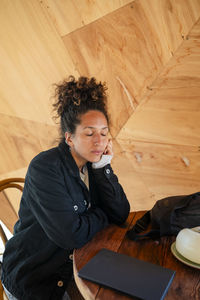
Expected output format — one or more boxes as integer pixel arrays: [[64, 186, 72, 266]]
[[23, 146, 70, 191], [30, 147, 60, 168], [26, 141, 78, 180], [27, 147, 63, 179]]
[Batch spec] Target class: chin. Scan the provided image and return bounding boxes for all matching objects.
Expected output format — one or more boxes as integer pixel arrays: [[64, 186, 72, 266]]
[[89, 157, 101, 163]]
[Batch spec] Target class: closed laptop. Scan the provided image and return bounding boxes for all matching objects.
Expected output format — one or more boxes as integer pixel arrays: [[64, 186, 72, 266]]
[[78, 248, 175, 300]]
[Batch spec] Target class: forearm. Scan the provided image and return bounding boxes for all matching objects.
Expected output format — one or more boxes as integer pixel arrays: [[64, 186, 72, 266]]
[[92, 164, 130, 224]]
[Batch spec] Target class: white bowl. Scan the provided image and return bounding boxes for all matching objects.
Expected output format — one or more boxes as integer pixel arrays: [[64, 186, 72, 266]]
[[176, 227, 200, 264]]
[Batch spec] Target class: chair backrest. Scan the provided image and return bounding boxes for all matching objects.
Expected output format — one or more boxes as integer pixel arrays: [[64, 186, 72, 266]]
[[0, 178, 24, 300], [0, 178, 24, 192], [0, 178, 24, 245], [0, 283, 8, 300]]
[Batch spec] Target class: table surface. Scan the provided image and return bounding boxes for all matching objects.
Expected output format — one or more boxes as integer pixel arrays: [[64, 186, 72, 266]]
[[73, 212, 200, 300]]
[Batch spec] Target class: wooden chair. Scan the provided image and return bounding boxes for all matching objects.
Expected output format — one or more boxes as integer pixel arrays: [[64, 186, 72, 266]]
[[0, 178, 24, 192], [0, 178, 24, 244], [0, 178, 25, 300]]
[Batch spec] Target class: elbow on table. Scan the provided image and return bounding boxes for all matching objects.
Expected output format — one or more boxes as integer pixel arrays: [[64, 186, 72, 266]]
[[110, 204, 130, 225]]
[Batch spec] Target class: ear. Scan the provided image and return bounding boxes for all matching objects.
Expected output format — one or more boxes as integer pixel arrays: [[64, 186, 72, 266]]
[[65, 132, 74, 148]]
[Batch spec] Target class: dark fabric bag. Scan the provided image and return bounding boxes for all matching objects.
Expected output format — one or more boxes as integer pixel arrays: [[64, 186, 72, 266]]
[[127, 192, 200, 240]]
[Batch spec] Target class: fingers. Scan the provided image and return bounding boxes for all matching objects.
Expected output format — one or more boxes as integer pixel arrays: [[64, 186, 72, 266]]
[[104, 139, 113, 156]]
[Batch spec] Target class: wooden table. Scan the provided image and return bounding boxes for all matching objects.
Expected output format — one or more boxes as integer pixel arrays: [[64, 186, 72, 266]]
[[73, 212, 200, 300]]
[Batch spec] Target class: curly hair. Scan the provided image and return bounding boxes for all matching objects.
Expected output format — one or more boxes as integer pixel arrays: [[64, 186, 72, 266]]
[[52, 75, 109, 136]]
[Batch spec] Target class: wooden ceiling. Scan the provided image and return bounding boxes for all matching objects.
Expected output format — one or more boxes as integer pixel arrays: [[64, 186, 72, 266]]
[[1, 0, 200, 212]]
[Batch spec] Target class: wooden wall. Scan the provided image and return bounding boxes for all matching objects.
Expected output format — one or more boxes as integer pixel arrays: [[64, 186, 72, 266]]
[[1, 0, 200, 216]]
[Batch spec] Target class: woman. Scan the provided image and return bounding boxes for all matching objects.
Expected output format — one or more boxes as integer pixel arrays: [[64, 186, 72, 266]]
[[1, 76, 130, 300]]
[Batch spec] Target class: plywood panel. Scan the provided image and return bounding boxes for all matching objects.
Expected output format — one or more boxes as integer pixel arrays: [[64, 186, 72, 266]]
[[140, 0, 200, 53], [135, 173, 200, 201], [0, 0, 78, 124], [112, 140, 156, 211], [41, 0, 134, 36], [117, 86, 200, 146], [150, 18, 200, 89], [188, 18, 200, 39], [0, 113, 58, 174], [116, 18, 200, 205], [63, 0, 200, 136], [150, 41, 200, 89], [117, 17, 200, 146], [114, 140, 200, 202], [117, 140, 200, 179]]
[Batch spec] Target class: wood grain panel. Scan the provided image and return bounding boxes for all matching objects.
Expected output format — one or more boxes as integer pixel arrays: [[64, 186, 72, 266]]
[[117, 18, 200, 145], [112, 140, 156, 211], [138, 0, 200, 54], [135, 173, 200, 202], [117, 140, 200, 201], [150, 43, 200, 89], [118, 141, 200, 179], [150, 18, 200, 89], [116, 19, 200, 204], [0, 0, 78, 124], [117, 86, 200, 146], [112, 139, 200, 209], [63, 0, 200, 137], [188, 18, 200, 39], [41, 0, 134, 36], [0, 113, 58, 174]]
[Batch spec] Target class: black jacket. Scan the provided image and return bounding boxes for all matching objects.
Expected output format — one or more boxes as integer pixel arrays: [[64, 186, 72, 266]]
[[1, 140, 130, 300]]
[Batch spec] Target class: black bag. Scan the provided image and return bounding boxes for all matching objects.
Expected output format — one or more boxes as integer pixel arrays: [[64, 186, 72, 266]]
[[127, 192, 200, 240]]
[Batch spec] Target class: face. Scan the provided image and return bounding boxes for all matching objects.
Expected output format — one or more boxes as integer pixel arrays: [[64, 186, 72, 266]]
[[65, 110, 109, 170]]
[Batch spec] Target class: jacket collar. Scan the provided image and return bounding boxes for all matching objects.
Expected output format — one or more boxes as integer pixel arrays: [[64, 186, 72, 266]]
[[58, 139, 92, 178]]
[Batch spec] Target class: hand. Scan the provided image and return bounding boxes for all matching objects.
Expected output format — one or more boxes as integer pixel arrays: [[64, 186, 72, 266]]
[[103, 139, 113, 156], [92, 139, 113, 169]]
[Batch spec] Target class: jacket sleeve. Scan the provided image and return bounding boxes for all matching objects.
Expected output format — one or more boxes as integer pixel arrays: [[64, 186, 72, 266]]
[[91, 164, 130, 225], [24, 156, 109, 250]]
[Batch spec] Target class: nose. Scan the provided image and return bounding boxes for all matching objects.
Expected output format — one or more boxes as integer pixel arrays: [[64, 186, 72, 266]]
[[93, 133, 102, 145]]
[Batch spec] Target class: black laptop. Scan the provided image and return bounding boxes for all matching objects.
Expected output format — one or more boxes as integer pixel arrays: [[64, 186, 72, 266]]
[[78, 248, 175, 300]]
